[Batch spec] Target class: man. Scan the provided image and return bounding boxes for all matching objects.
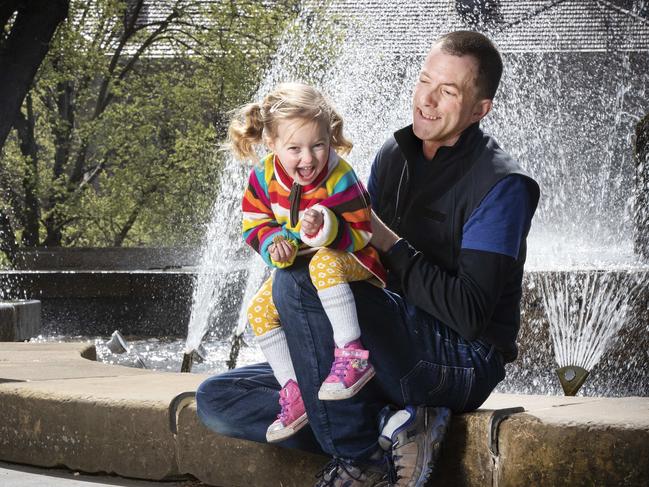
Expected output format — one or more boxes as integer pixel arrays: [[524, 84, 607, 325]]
[[196, 31, 539, 487]]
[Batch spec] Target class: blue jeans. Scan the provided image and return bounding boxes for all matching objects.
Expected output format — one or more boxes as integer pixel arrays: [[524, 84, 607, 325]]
[[196, 261, 505, 460]]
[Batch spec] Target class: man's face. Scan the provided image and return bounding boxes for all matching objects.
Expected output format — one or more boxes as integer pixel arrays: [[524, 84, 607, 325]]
[[412, 45, 490, 152]]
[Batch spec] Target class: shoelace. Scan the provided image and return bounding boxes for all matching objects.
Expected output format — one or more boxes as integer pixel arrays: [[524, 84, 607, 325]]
[[383, 451, 399, 485], [330, 351, 368, 380], [315, 457, 363, 486], [329, 355, 351, 379], [277, 388, 293, 423]]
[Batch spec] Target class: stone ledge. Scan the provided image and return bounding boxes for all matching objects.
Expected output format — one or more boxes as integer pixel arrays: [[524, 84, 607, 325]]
[[0, 342, 647, 486], [0, 300, 41, 342]]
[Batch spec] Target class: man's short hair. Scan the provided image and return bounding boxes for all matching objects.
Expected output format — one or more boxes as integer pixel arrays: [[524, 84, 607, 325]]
[[436, 31, 503, 100]]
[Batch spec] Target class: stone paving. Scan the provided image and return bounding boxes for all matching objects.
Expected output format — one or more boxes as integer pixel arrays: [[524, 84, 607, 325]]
[[1, 342, 647, 487], [0, 461, 208, 487]]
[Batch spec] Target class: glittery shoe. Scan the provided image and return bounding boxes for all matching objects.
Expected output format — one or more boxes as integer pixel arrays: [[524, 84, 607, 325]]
[[318, 340, 375, 401], [266, 379, 308, 442]]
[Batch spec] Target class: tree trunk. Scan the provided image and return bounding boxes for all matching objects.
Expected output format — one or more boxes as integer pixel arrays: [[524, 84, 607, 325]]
[[0, 0, 69, 151], [13, 94, 40, 247], [0, 210, 18, 264], [42, 217, 63, 247]]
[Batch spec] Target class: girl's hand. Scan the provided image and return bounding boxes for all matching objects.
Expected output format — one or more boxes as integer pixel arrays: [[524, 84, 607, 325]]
[[301, 208, 324, 236], [269, 238, 297, 263]]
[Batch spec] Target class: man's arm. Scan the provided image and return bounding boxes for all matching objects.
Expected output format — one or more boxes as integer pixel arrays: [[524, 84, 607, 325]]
[[371, 175, 537, 340]]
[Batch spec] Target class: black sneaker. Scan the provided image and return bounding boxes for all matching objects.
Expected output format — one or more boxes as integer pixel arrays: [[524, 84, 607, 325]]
[[378, 406, 451, 487], [315, 456, 389, 487]]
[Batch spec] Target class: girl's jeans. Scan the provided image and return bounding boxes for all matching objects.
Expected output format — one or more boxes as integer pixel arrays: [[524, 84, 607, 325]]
[[196, 261, 506, 460]]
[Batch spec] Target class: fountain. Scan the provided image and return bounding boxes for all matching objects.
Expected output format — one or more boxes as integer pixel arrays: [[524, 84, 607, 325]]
[[182, 0, 649, 396]]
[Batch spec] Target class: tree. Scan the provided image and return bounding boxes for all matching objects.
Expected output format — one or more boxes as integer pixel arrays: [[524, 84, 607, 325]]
[[0, 0, 300, 264], [0, 0, 69, 262]]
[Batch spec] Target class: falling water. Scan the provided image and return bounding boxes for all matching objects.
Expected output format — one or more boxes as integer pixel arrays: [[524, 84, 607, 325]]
[[534, 271, 646, 371], [186, 1, 649, 392]]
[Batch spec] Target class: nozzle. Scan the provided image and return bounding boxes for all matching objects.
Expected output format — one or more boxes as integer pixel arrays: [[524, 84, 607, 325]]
[[180, 352, 194, 373], [556, 365, 589, 396]]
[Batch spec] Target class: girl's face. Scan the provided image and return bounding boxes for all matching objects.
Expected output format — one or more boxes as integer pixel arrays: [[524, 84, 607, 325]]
[[268, 118, 330, 185]]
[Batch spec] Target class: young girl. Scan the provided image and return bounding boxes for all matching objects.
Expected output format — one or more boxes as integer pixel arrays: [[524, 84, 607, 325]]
[[229, 83, 386, 443]]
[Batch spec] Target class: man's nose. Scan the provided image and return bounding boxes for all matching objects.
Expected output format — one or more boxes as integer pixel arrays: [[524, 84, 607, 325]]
[[420, 87, 438, 107]]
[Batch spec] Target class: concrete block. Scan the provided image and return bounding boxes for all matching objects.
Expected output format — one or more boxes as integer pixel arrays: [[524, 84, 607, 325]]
[[0, 387, 181, 480], [498, 414, 649, 487], [436, 410, 497, 486], [0, 300, 41, 341], [0, 305, 16, 341], [177, 403, 326, 487], [0, 365, 206, 481], [1, 343, 648, 487], [13, 247, 200, 270]]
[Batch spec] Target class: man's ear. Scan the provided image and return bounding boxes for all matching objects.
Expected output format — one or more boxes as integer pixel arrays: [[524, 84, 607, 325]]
[[471, 99, 493, 123]]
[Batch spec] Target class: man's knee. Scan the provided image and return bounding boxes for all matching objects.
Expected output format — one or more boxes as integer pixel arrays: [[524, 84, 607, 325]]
[[195, 374, 238, 435], [272, 262, 315, 311]]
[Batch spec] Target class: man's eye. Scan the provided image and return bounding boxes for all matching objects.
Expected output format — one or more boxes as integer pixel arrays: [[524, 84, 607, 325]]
[[443, 89, 456, 96]]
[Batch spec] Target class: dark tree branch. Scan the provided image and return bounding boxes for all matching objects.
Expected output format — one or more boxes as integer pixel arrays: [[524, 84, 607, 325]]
[[0, 0, 69, 151], [113, 183, 159, 247], [53, 80, 75, 180]]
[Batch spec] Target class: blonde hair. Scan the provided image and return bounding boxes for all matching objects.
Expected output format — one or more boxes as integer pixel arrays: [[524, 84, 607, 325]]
[[227, 82, 353, 161]]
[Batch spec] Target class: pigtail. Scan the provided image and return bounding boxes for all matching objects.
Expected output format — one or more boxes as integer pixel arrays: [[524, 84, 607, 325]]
[[329, 109, 353, 156], [227, 102, 266, 161]]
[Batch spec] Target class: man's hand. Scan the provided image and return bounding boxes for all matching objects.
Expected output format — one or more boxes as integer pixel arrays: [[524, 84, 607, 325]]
[[370, 211, 400, 253], [301, 208, 324, 236], [269, 238, 297, 263]]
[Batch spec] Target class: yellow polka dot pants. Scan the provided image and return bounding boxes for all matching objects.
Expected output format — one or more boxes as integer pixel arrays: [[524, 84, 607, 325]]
[[248, 248, 372, 336], [308, 247, 372, 291], [248, 276, 280, 337]]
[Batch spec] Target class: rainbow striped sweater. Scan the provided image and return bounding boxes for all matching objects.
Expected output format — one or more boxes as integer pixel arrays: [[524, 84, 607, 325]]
[[242, 149, 386, 285]]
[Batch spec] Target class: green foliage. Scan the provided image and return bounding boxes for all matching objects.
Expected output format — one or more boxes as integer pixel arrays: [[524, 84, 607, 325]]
[[0, 0, 301, 252]]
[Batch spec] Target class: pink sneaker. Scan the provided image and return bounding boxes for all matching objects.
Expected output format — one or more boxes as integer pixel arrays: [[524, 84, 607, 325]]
[[318, 340, 375, 401], [266, 379, 308, 443]]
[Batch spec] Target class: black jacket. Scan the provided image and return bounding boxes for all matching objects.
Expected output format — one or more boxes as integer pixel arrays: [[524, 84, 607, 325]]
[[370, 123, 540, 362]]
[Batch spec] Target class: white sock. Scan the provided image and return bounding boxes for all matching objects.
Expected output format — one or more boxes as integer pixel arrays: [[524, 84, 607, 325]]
[[318, 283, 361, 348], [379, 409, 413, 449], [255, 327, 297, 387]]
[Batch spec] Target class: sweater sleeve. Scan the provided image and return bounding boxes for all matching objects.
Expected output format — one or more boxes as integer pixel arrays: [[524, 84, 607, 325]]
[[383, 176, 536, 340], [301, 160, 373, 252], [242, 166, 297, 268]]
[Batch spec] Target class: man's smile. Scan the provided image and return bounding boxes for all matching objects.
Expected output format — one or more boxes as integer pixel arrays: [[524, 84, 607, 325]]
[[417, 108, 441, 121]]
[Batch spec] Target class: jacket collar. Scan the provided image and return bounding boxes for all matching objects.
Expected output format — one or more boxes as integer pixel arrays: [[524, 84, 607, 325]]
[[393, 122, 482, 165]]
